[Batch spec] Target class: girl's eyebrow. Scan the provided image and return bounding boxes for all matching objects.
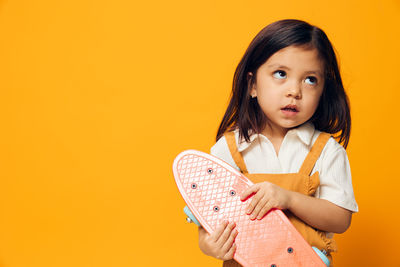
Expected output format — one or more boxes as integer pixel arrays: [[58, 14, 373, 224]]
[[267, 63, 290, 70], [267, 63, 322, 76], [304, 70, 323, 76]]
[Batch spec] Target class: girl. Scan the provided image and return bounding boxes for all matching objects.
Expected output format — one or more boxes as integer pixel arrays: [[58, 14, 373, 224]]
[[198, 19, 358, 266]]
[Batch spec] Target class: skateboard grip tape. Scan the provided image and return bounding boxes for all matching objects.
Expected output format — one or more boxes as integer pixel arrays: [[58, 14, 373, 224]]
[[173, 150, 326, 267]]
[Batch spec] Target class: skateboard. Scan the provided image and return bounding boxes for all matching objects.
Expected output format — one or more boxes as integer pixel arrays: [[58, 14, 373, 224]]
[[173, 150, 330, 267]]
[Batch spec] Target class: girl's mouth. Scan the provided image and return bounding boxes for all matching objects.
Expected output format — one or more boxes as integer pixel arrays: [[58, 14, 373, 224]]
[[281, 104, 299, 112], [281, 105, 299, 115], [282, 107, 298, 112]]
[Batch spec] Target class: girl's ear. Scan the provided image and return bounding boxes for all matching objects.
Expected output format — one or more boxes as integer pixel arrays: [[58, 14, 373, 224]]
[[247, 72, 257, 98]]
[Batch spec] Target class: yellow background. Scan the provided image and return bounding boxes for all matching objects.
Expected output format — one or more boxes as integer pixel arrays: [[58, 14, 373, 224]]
[[0, 0, 399, 266]]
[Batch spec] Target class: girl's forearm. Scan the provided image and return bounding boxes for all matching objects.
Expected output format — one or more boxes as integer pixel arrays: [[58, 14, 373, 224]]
[[287, 191, 352, 233]]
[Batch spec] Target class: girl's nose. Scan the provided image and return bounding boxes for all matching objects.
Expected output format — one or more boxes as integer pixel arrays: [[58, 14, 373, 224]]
[[286, 83, 302, 99]]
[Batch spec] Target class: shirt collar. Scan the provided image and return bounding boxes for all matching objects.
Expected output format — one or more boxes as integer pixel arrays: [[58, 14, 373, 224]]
[[236, 122, 315, 152]]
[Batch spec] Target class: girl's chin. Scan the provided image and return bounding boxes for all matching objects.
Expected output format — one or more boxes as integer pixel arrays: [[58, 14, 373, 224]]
[[278, 121, 304, 130]]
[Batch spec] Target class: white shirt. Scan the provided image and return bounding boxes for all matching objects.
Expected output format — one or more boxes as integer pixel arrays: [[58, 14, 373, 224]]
[[210, 122, 359, 213]]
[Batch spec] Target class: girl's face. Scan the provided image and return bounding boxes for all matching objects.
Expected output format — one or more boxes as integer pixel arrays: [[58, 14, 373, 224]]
[[249, 45, 324, 135]]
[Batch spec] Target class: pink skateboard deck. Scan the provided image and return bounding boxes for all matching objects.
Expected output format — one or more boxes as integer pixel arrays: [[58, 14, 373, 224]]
[[173, 150, 327, 267]]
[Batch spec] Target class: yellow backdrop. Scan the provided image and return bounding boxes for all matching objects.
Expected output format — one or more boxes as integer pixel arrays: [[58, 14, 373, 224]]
[[0, 0, 398, 266]]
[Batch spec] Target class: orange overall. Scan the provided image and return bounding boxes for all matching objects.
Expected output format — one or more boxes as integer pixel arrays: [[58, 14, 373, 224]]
[[222, 131, 337, 267]]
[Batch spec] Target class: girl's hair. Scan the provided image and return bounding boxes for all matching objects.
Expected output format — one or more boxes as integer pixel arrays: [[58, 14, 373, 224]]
[[216, 19, 351, 148]]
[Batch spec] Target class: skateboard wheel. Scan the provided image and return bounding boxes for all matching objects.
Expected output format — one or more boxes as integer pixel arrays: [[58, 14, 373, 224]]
[[312, 246, 330, 266], [183, 206, 201, 226]]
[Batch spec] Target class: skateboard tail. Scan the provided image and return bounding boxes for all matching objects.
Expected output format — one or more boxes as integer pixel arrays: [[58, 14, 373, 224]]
[[173, 150, 215, 233]]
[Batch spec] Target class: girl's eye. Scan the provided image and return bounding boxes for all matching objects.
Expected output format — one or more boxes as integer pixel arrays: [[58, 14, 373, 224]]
[[273, 70, 287, 79], [305, 76, 317, 85]]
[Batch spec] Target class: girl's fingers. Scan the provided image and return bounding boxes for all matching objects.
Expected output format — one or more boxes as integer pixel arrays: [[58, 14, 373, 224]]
[[221, 228, 238, 253], [240, 184, 259, 201], [216, 222, 236, 246], [256, 201, 273, 220], [222, 243, 237, 261], [245, 191, 263, 215], [250, 196, 269, 220], [211, 220, 228, 242]]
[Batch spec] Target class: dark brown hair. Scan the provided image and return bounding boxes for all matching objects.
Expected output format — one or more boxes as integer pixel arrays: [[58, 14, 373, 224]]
[[216, 19, 351, 148]]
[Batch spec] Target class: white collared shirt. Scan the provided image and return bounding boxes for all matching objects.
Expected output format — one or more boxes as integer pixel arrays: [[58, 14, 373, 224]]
[[210, 122, 359, 213]]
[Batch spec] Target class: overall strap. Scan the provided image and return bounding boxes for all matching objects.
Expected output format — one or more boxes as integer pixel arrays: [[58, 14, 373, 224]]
[[298, 132, 331, 176], [224, 132, 249, 174]]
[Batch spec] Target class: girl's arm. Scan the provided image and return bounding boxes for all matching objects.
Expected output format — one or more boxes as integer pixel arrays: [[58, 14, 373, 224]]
[[241, 182, 352, 234], [287, 190, 352, 233]]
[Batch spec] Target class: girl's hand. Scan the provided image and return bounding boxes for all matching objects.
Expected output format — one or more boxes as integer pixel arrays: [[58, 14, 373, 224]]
[[240, 182, 292, 220], [198, 221, 238, 261]]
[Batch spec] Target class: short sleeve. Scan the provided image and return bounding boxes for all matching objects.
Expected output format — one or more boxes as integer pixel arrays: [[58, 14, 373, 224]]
[[210, 135, 240, 172], [317, 138, 359, 213]]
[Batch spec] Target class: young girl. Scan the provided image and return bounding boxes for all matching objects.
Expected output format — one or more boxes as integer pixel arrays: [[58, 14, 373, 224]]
[[197, 19, 358, 266]]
